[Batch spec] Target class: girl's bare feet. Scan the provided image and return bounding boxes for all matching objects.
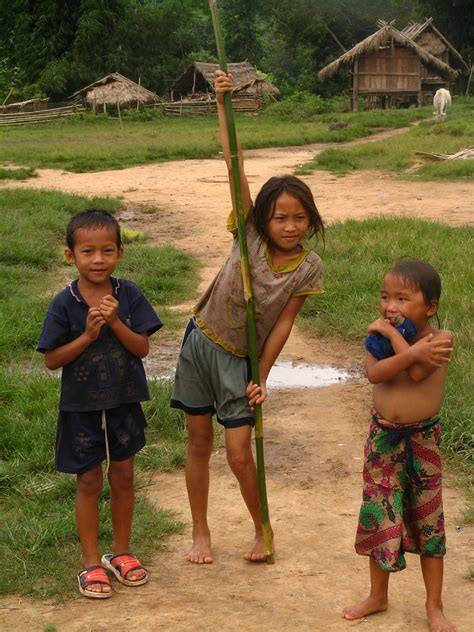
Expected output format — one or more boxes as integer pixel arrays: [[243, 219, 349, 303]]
[[427, 604, 457, 632], [187, 531, 213, 564], [244, 532, 273, 562], [342, 596, 388, 620]]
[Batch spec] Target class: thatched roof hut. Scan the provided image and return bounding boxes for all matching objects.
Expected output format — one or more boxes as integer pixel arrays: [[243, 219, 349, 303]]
[[170, 62, 279, 101], [401, 17, 470, 87], [71, 73, 159, 111], [318, 22, 458, 111]]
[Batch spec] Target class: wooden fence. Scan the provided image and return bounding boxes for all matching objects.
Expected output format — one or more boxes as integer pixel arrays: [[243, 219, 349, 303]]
[[0, 104, 85, 127], [161, 96, 263, 116]]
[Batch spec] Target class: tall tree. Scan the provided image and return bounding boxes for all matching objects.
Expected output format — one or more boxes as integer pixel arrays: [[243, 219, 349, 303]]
[[220, 0, 261, 62], [419, 0, 474, 61]]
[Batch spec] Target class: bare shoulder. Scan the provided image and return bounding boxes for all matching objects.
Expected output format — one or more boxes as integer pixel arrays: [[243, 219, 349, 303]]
[[432, 329, 453, 344]]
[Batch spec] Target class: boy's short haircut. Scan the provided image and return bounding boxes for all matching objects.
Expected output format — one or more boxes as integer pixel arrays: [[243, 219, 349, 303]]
[[252, 175, 324, 243], [66, 209, 122, 250], [389, 258, 441, 305]]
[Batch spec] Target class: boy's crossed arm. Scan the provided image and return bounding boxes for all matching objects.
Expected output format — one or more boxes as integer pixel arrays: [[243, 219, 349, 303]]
[[365, 319, 453, 384]]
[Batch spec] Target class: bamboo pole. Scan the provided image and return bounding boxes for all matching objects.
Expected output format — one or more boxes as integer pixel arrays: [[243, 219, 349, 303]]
[[208, 0, 274, 563]]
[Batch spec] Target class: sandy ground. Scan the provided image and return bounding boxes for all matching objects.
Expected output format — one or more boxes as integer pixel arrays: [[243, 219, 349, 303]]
[[1, 133, 473, 631]]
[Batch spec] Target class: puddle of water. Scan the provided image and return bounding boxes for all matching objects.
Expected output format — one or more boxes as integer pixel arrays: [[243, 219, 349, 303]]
[[145, 352, 356, 390], [267, 360, 353, 389]]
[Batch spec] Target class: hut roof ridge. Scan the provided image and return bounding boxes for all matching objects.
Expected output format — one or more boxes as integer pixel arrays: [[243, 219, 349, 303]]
[[401, 17, 469, 73], [171, 61, 279, 96], [71, 73, 158, 101], [318, 22, 458, 82]]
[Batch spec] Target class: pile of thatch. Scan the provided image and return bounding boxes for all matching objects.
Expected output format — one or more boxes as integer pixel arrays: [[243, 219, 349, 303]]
[[71, 73, 159, 107], [318, 23, 458, 82], [171, 62, 279, 100]]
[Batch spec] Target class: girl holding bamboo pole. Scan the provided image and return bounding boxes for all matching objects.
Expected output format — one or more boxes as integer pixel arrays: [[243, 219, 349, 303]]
[[170, 70, 325, 564]]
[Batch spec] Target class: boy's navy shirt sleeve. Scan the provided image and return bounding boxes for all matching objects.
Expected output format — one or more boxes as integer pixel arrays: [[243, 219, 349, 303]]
[[37, 278, 162, 412], [121, 279, 163, 336], [37, 286, 77, 353]]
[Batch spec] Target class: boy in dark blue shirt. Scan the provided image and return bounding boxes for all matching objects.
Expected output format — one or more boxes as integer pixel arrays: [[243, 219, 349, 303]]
[[37, 209, 162, 598]]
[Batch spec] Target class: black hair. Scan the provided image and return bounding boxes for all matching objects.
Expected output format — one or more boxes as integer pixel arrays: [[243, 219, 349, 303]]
[[388, 258, 441, 304], [66, 209, 122, 250], [252, 175, 324, 244], [388, 258, 442, 326]]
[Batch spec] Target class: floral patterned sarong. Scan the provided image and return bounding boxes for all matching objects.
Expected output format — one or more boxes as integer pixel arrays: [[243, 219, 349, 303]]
[[355, 412, 446, 572]]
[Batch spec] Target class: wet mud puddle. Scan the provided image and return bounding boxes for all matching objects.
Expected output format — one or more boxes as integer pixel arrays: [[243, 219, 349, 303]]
[[146, 352, 358, 389], [267, 360, 356, 389]]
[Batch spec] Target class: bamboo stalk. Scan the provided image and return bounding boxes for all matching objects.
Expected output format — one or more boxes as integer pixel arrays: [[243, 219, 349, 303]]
[[208, 0, 274, 563]]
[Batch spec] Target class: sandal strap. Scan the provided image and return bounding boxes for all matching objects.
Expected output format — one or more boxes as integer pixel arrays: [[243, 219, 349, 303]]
[[110, 554, 145, 578], [79, 566, 110, 587]]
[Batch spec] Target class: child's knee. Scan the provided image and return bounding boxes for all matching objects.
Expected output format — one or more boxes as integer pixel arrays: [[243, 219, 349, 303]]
[[77, 466, 103, 496], [108, 461, 134, 490], [226, 448, 253, 474], [188, 431, 213, 459]]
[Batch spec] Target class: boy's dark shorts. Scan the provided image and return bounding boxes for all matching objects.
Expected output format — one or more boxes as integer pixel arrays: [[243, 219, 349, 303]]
[[56, 403, 147, 474]]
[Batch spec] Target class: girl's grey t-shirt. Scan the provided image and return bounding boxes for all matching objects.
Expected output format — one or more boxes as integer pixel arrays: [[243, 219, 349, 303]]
[[194, 216, 324, 357]]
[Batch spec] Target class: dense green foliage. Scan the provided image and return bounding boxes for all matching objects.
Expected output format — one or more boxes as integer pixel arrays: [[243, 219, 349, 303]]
[[0, 0, 471, 101], [303, 218, 474, 463]]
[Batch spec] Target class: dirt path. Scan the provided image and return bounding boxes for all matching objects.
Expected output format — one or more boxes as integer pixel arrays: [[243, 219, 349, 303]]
[[1, 135, 472, 631]]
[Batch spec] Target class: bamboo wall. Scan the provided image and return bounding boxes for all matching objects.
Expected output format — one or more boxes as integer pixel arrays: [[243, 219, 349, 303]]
[[357, 49, 420, 93]]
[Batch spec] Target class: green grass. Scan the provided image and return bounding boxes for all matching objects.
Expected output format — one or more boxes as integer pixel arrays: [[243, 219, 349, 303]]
[[118, 244, 197, 306], [0, 103, 434, 173], [299, 98, 474, 180], [0, 187, 197, 599], [303, 217, 473, 463], [0, 166, 37, 180]]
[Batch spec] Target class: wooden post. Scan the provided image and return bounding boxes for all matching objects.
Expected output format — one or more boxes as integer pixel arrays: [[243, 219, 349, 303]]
[[352, 59, 359, 112], [117, 100, 123, 131]]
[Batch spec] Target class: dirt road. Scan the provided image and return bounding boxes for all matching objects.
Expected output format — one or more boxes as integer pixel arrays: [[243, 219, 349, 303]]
[[1, 135, 472, 631]]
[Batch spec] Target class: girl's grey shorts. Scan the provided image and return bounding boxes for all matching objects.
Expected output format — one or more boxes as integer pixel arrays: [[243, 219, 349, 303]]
[[170, 321, 254, 429]]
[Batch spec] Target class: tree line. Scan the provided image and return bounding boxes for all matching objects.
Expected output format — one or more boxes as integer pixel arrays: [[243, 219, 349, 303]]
[[0, 0, 472, 103]]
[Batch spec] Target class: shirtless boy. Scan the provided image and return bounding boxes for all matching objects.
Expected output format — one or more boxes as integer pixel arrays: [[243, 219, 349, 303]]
[[343, 258, 456, 632]]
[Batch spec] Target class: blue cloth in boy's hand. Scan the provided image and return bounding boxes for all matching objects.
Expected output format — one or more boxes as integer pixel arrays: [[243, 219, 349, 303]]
[[365, 319, 417, 360]]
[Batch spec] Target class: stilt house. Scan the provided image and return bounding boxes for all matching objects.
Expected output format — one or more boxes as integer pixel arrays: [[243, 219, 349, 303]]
[[401, 18, 470, 101], [318, 22, 459, 111]]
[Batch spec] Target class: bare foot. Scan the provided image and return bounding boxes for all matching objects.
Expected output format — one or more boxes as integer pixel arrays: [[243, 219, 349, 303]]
[[341, 596, 388, 620], [427, 604, 457, 632], [244, 533, 271, 562], [187, 532, 213, 564]]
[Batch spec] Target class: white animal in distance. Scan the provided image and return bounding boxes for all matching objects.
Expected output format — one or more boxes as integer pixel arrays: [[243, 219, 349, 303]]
[[433, 88, 451, 121]]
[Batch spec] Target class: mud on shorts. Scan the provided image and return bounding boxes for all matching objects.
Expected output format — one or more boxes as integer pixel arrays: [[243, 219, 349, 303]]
[[55, 403, 147, 474], [170, 319, 255, 429], [354, 411, 446, 572]]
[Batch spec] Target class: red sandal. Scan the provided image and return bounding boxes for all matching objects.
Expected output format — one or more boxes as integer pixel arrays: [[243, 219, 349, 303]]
[[78, 565, 112, 599], [101, 552, 149, 587]]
